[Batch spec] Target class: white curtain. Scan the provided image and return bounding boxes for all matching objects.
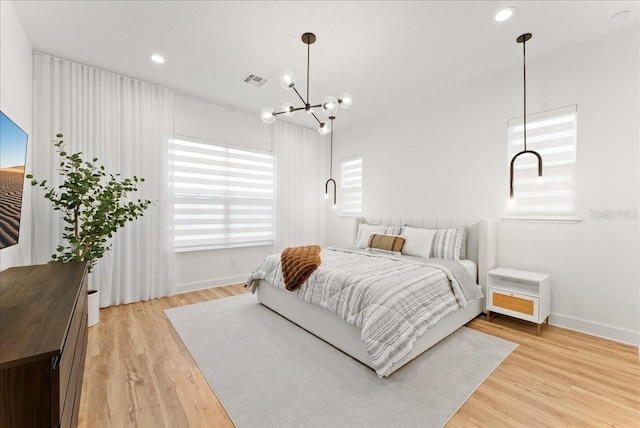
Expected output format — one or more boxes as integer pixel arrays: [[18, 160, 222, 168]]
[[32, 53, 175, 306], [273, 121, 329, 251]]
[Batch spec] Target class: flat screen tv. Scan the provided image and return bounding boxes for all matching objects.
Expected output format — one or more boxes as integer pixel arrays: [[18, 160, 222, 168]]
[[0, 111, 29, 249]]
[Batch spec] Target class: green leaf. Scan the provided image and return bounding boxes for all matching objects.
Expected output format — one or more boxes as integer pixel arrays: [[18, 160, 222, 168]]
[[33, 134, 153, 271]]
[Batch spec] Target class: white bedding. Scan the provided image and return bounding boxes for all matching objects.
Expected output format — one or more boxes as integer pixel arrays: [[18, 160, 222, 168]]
[[364, 248, 478, 282], [247, 247, 482, 377]]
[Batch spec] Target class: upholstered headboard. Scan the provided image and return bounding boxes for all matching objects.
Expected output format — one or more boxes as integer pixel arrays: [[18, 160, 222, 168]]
[[354, 217, 496, 288]]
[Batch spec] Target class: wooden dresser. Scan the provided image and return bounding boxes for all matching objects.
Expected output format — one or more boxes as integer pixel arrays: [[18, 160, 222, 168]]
[[0, 262, 89, 428]]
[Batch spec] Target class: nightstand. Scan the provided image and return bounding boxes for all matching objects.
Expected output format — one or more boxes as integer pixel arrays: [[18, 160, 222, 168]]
[[486, 267, 551, 335]]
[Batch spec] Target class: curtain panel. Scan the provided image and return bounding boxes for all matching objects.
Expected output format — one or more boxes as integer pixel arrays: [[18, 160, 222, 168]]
[[273, 121, 329, 251], [32, 53, 175, 306]]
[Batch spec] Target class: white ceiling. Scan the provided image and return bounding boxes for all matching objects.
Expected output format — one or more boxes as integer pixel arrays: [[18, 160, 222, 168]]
[[11, 1, 639, 131]]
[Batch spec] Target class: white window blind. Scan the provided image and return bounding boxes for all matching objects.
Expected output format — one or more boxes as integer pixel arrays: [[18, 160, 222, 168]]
[[170, 138, 274, 251], [508, 105, 577, 216], [340, 155, 363, 215]]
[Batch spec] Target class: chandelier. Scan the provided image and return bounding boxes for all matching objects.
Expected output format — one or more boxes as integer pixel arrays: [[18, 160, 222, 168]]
[[260, 32, 352, 134]]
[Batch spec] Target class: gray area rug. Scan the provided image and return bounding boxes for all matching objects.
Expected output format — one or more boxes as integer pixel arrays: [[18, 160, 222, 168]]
[[165, 294, 517, 428]]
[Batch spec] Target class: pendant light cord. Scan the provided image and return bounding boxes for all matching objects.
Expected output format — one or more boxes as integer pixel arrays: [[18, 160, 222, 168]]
[[306, 41, 310, 104], [329, 117, 334, 179], [325, 116, 337, 207], [523, 38, 527, 151]]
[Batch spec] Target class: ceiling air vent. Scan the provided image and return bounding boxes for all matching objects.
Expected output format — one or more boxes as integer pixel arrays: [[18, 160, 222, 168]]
[[243, 73, 268, 87]]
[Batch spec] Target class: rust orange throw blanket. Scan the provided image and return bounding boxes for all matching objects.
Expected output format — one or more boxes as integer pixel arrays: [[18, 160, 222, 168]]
[[281, 245, 321, 291]]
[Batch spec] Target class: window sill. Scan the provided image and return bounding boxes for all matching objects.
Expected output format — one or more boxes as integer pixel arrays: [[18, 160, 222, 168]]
[[175, 242, 274, 253], [501, 216, 581, 224]]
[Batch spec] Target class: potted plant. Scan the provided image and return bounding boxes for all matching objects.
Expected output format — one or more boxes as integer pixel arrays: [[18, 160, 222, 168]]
[[27, 134, 152, 325]]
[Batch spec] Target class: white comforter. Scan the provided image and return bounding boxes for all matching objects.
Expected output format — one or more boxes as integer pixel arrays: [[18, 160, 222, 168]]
[[247, 247, 482, 377]]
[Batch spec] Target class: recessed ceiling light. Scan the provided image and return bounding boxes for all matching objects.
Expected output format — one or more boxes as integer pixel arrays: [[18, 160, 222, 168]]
[[494, 6, 517, 22], [150, 54, 165, 64]]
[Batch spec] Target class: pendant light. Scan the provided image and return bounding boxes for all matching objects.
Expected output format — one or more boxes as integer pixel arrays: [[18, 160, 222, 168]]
[[324, 116, 337, 209], [261, 33, 352, 134], [510, 33, 543, 200]]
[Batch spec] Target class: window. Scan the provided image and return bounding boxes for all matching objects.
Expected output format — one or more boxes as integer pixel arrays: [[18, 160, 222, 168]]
[[170, 138, 274, 251], [507, 105, 577, 216], [339, 155, 363, 215]]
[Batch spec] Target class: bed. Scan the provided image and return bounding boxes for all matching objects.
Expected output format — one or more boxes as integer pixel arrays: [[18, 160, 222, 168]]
[[247, 217, 496, 377]]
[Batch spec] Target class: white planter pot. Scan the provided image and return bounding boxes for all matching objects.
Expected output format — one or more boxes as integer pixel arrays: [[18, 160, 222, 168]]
[[88, 289, 100, 326]]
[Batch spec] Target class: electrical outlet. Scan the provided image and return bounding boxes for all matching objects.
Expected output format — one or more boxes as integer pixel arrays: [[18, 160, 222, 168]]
[[230, 258, 237, 267]]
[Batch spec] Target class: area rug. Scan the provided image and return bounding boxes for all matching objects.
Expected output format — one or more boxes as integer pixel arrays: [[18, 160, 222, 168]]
[[165, 294, 517, 428]]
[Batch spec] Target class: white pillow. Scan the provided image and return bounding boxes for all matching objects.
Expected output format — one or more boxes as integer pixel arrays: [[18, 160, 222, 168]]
[[356, 224, 386, 249], [401, 226, 437, 258]]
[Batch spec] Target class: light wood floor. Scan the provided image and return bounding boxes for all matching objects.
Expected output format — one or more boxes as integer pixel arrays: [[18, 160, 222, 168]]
[[78, 284, 639, 427]]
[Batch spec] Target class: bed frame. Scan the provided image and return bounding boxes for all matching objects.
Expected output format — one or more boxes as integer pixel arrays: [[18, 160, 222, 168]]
[[256, 217, 496, 376]]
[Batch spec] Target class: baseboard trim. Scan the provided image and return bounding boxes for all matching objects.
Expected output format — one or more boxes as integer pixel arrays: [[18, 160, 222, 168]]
[[176, 274, 249, 294], [550, 312, 639, 347]]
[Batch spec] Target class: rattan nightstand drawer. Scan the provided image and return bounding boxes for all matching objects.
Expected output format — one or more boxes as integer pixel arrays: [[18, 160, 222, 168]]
[[487, 287, 539, 323], [492, 289, 535, 313]]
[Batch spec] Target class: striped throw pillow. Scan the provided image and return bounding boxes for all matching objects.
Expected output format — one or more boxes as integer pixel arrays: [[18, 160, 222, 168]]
[[431, 227, 467, 261], [384, 224, 403, 236]]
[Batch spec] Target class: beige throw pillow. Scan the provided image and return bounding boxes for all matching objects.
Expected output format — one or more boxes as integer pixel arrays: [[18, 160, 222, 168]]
[[367, 234, 405, 253]]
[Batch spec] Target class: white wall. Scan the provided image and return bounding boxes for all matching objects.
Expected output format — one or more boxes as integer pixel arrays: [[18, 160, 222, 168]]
[[173, 94, 273, 292], [0, 1, 33, 271], [328, 27, 639, 346]]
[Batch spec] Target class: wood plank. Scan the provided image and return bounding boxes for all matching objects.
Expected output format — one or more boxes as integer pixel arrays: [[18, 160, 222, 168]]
[[78, 284, 246, 428], [78, 285, 640, 427]]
